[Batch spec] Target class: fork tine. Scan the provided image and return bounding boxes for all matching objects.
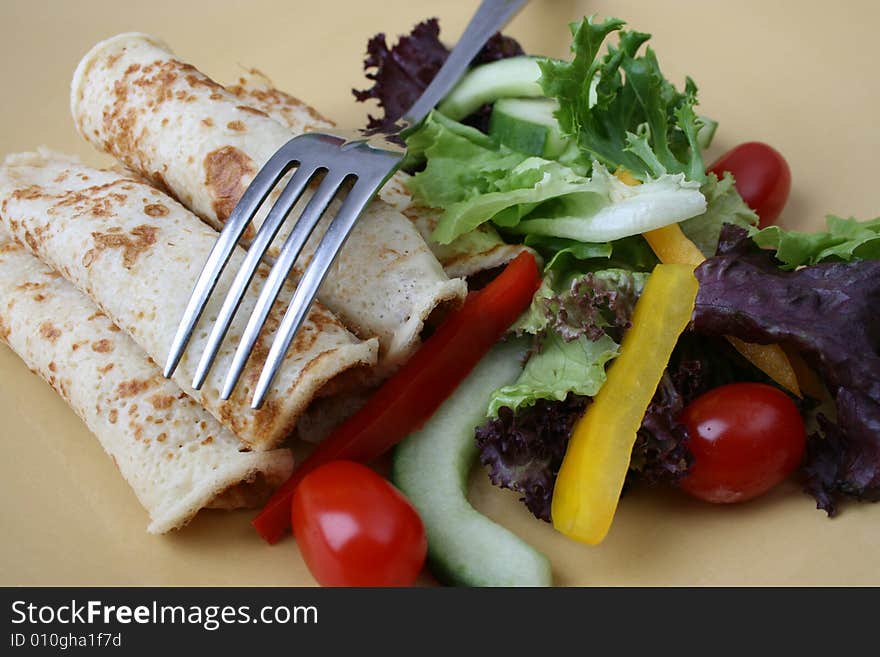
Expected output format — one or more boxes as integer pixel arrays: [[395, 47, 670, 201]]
[[250, 176, 379, 409], [162, 145, 299, 378], [220, 170, 349, 401], [191, 164, 320, 390]]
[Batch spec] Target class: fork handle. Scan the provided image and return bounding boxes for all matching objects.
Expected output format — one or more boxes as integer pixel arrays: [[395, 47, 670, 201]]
[[401, 0, 529, 127]]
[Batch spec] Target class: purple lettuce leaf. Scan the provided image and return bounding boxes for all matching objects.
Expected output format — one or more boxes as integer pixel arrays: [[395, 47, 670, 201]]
[[353, 17, 524, 132], [475, 394, 588, 522], [692, 224, 880, 514]]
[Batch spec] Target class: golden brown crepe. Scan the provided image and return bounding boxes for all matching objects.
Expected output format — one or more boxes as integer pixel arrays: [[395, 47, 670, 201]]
[[71, 33, 466, 372], [0, 225, 294, 533], [0, 150, 377, 451]]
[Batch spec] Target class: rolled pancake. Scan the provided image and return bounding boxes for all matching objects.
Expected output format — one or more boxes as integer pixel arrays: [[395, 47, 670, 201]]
[[225, 68, 530, 279], [71, 33, 466, 371], [0, 150, 377, 451], [0, 226, 293, 533]]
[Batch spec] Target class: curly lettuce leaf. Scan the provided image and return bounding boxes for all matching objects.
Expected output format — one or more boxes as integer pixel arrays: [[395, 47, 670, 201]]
[[751, 215, 880, 269], [539, 16, 706, 182], [692, 225, 880, 513], [406, 112, 706, 244], [353, 18, 523, 131], [680, 172, 759, 256], [475, 395, 588, 521], [495, 268, 647, 414]]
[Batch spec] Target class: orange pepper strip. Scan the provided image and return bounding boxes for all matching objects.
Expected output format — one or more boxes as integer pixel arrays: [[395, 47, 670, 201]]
[[643, 223, 802, 397], [782, 346, 826, 400]]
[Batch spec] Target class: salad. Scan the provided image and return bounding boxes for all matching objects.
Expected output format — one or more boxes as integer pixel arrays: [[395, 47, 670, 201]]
[[254, 14, 880, 586]]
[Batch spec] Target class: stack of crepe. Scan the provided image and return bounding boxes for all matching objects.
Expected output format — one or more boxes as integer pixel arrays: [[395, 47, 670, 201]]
[[0, 32, 524, 533]]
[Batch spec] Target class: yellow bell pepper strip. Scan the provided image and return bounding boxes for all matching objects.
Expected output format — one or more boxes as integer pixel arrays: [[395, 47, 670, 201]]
[[615, 167, 803, 396], [551, 264, 699, 544], [643, 223, 802, 397], [643, 223, 706, 266]]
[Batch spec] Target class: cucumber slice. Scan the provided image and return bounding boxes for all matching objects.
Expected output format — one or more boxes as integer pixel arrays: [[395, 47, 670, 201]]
[[391, 339, 552, 587], [438, 56, 544, 121], [489, 97, 571, 158]]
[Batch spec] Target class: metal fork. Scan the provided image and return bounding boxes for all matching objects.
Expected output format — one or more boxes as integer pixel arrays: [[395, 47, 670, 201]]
[[163, 0, 529, 409]]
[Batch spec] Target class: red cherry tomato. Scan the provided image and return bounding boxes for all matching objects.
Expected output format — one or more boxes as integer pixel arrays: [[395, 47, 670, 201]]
[[708, 142, 791, 226], [678, 383, 806, 504], [291, 461, 427, 587]]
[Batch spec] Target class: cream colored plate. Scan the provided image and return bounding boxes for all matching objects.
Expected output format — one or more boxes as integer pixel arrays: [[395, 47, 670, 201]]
[[1, 0, 877, 586]]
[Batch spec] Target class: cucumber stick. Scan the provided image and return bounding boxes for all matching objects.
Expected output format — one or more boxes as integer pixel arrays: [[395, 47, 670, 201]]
[[489, 97, 571, 158], [437, 56, 544, 121], [392, 339, 552, 587]]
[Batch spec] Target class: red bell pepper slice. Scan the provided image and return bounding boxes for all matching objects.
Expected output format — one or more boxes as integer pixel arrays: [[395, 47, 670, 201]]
[[252, 251, 540, 544]]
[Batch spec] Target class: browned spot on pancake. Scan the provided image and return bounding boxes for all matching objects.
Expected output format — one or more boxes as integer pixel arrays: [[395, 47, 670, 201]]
[[91, 338, 114, 353], [44, 271, 62, 279], [108, 409, 118, 424], [22, 224, 49, 252], [161, 117, 169, 127], [209, 92, 223, 100], [156, 432, 167, 442], [204, 146, 255, 222], [148, 170, 173, 197], [33, 294, 46, 302], [125, 63, 141, 75], [149, 394, 175, 410], [39, 322, 61, 342], [49, 361, 57, 372], [250, 398, 283, 440], [50, 180, 133, 219], [166, 452, 174, 460], [201, 436, 214, 445], [236, 105, 269, 118], [128, 403, 139, 416], [97, 363, 114, 374], [227, 120, 246, 132], [108, 324, 120, 333], [118, 378, 151, 398], [185, 73, 223, 91], [87, 311, 106, 321], [83, 225, 158, 269], [106, 52, 122, 68], [201, 117, 214, 128], [53, 171, 69, 183], [0, 316, 9, 341], [12, 185, 44, 201], [16, 281, 45, 291], [0, 242, 23, 254], [143, 203, 168, 217]]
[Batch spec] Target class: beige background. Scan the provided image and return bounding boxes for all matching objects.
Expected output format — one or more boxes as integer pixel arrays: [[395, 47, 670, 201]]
[[0, 0, 877, 585]]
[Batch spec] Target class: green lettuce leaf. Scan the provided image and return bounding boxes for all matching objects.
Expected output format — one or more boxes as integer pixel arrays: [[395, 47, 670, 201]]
[[509, 164, 705, 243], [499, 267, 647, 413], [539, 16, 705, 182], [488, 332, 619, 415], [751, 215, 880, 269], [405, 112, 705, 244], [680, 172, 759, 256]]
